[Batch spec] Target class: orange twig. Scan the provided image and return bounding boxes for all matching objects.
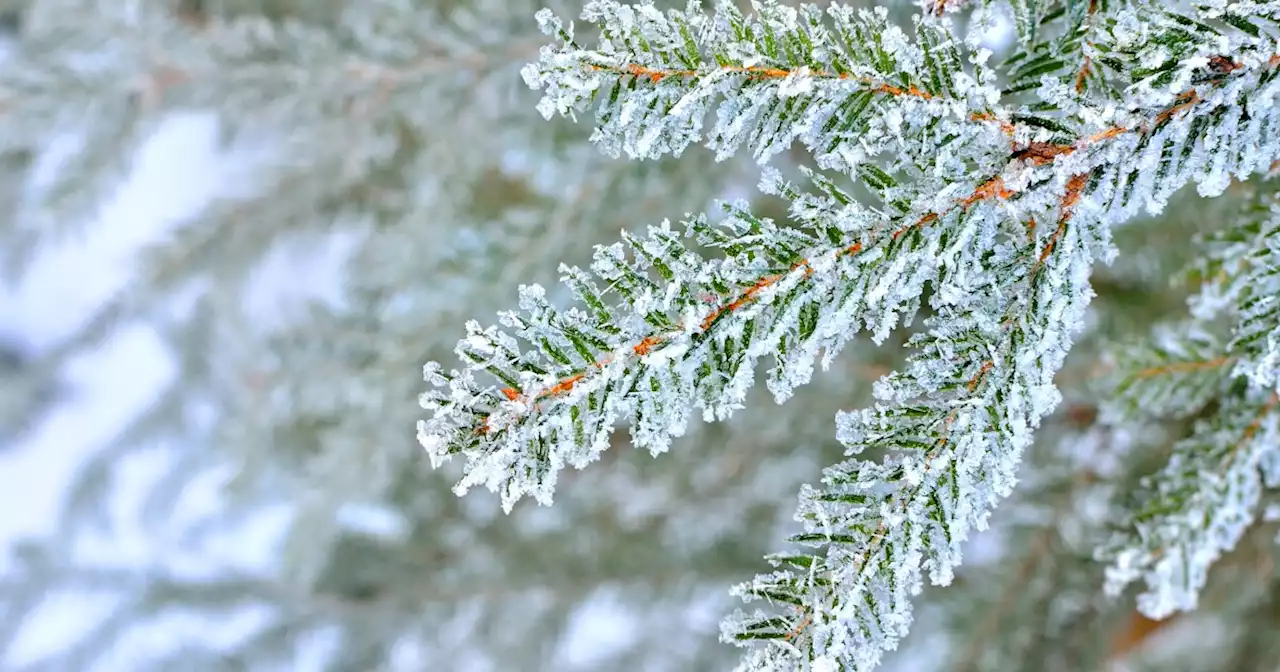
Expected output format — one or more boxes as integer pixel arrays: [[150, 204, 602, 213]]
[[633, 335, 663, 356], [1242, 391, 1280, 442], [967, 361, 994, 391], [1154, 89, 1200, 127], [969, 111, 1017, 139], [960, 176, 1013, 209], [1013, 141, 1077, 166], [1073, 0, 1101, 93], [1132, 356, 1233, 380], [784, 610, 812, 641], [1075, 55, 1093, 93], [588, 63, 940, 102]]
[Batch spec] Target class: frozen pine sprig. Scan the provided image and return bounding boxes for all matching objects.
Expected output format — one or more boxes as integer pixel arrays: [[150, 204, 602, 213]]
[[521, 0, 1003, 170], [1097, 189, 1280, 426], [422, 1, 1280, 669], [418, 177, 955, 513], [1099, 390, 1280, 619]]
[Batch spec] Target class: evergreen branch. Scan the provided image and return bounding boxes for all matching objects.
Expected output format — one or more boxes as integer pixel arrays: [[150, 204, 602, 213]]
[[418, 2, 1280, 669], [418, 163, 989, 512], [723, 28, 1280, 668], [444, 32, 1280, 483], [1100, 389, 1280, 619], [1180, 186, 1280, 396], [576, 64, 938, 101], [522, 0, 1003, 169], [997, 0, 1277, 103]]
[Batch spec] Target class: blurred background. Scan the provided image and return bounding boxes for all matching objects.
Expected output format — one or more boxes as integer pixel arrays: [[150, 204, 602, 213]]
[[1, 1, 1276, 670]]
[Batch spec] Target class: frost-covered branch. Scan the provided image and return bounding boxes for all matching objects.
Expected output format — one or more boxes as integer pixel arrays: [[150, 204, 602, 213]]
[[1099, 188, 1280, 619], [520, 0, 1004, 170], [419, 0, 1280, 669]]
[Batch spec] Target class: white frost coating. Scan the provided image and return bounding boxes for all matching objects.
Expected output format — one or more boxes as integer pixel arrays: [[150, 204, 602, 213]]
[[776, 66, 814, 99], [640, 341, 689, 367]]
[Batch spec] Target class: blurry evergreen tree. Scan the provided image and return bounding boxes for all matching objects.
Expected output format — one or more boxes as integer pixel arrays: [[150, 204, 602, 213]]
[[1, 0, 1278, 671]]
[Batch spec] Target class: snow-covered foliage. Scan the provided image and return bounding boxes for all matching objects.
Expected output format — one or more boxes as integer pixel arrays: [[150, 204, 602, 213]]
[[420, 1, 1280, 669], [1098, 192, 1280, 619]]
